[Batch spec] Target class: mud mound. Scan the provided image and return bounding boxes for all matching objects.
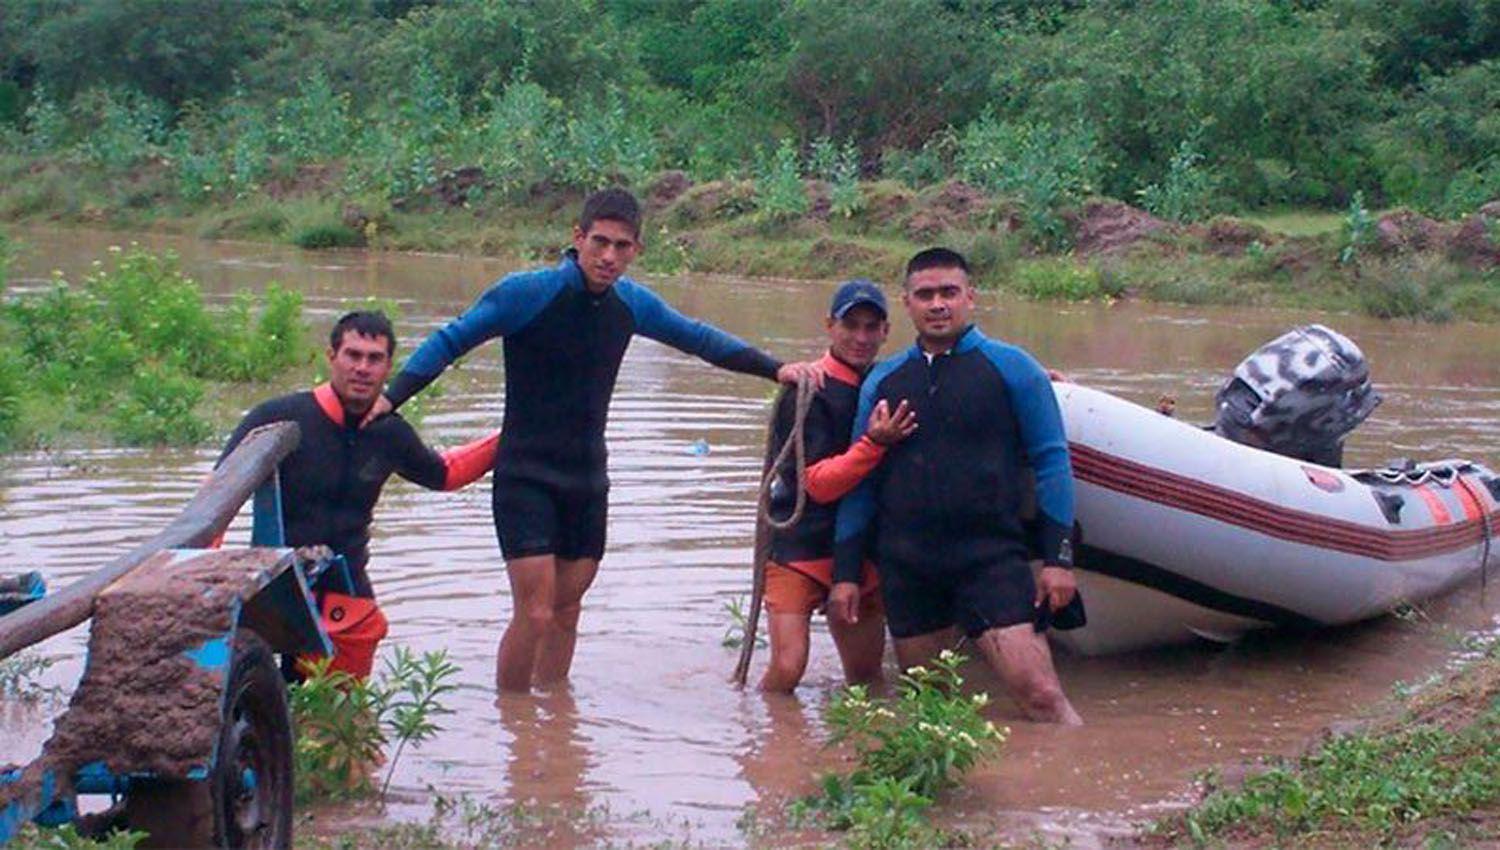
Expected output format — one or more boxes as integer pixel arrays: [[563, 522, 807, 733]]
[[1448, 211, 1500, 268], [264, 163, 342, 200], [645, 170, 693, 210], [1376, 210, 1446, 254], [1073, 201, 1170, 256], [808, 238, 881, 270], [663, 180, 756, 225], [1203, 217, 1271, 256], [858, 181, 916, 227], [902, 181, 992, 239]]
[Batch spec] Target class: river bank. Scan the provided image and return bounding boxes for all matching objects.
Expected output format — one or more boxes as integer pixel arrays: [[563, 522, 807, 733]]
[[3, 155, 1497, 322]]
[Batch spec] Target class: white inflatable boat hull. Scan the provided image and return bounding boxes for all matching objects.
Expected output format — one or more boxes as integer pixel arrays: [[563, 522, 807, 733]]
[[1052, 383, 1499, 655]]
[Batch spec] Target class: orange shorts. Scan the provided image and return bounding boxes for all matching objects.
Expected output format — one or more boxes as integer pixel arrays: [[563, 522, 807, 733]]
[[764, 559, 882, 617]]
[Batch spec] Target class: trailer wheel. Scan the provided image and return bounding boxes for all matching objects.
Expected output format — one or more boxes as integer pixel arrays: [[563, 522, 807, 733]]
[[126, 630, 294, 849]]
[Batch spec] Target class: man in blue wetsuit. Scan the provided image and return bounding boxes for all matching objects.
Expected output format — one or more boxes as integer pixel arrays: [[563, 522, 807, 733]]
[[831, 247, 1082, 724], [363, 188, 821, 692]]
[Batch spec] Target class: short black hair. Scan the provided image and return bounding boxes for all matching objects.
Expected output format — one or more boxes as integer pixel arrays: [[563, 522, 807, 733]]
[[330, 310, 396, 355], [578, 187, 642, 239], [905, 247, 971, 284]]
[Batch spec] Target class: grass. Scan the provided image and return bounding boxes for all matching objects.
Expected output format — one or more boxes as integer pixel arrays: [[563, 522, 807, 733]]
[[1241, 208, 1348, 237], [1, 160, 1495, 323], [1152, 636, 1500, 848]]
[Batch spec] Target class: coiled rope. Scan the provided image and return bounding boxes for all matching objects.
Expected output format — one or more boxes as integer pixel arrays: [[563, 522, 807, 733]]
[[732, 375, 816, 686]]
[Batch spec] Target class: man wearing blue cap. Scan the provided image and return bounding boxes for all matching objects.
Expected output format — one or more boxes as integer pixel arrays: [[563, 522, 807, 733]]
[[760, 279, 917, 692]]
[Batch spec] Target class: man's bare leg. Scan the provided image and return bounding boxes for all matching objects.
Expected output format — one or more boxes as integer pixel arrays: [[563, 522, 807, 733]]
[[534, 557, 600, 685], [497, 554, 557, 692], [760, 612, 812, 693], [891, 626, 960, 673], [828, 606, 885, 686], [972, 623, 1082, 725]]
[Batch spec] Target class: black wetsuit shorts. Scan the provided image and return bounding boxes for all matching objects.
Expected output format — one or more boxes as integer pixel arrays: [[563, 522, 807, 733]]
[[493, 476, 608, 561], [879, 557, 1036, 639]]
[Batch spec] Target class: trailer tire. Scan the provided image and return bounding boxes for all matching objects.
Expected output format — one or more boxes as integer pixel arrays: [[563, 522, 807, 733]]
[[126, 629, 294, 849]]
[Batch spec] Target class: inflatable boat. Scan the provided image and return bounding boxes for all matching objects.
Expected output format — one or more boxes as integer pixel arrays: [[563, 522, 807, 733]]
[[1053, 382, 1499, 655]]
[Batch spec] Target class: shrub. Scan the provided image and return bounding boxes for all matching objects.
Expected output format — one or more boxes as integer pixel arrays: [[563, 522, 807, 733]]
[[113, 365, 210, 445], [957, 116, 1102, 250], [1012, 259, 1112, 300], [795, 651, 1006, 848], [0, 246, 308, 448], [293, 222, 365, 250], [1139, 134, 1219, 223], [291, 648, 458, 802], [754, 139, 810, 224]]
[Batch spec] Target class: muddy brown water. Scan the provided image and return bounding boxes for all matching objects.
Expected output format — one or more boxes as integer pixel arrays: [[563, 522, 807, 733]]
[[2, 226, 1498, 846]]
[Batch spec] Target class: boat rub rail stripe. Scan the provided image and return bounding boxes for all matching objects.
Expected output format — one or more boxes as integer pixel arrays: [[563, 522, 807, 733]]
[[1071, 443, 1500, 561], [1414, 485, 1453, 525]]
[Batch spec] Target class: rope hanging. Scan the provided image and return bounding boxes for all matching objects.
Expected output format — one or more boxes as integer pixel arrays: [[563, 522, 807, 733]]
[[731, 375, 816, 686]]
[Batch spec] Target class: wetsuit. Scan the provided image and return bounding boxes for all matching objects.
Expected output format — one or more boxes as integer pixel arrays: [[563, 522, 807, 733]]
[[383, 250, 783, 561], [220, 384, 497, 597], [832, 325, 1074, 638], [764, 351, 884, 611]]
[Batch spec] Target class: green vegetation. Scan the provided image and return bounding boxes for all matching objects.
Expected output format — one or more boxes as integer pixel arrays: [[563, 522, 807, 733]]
[[6, 825, 144, 850], [291, 648, 458, 804], [0, 0, 1493, 216], [1155, 636, 1500, 848], [0, 2, 1494, 319], [0, 244, 307, 450], [793, 650, 1007, 849]]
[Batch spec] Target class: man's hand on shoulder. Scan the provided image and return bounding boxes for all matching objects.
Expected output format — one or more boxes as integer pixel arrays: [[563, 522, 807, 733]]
[[1035, 565, 1077, 612], [866, 399, 917, 446], [777, 360, 826, 390], [360, 395, 393, 429]]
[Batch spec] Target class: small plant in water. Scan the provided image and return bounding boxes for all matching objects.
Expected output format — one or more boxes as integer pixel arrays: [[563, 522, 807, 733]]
[[290, 647, 459, 803], [720, 595, 766, 649], [795, 650, 1006, 849]]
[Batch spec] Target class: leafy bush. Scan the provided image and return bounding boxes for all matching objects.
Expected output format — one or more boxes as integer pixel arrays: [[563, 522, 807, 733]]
[[957, 116, 1102, 249], [293, 222, 365, 250], [1139, 134, 1219, 223], [1012, 259, 1115, 301], [0, 246, 308, 448], [291, 648, 459, 802], [754, 139, 809, 224], [795, 651, 1005, 848]]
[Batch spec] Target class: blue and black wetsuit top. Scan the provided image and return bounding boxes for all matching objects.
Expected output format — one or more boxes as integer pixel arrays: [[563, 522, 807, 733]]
[[384, 251, 782, 491], [219, 388, 457, 597], [832, 325, 1074, 584]]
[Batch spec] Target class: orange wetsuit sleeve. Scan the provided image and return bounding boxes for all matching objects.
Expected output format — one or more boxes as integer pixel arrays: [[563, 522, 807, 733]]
[[804, 436, 886, 504], [441, 431, 500, 490]]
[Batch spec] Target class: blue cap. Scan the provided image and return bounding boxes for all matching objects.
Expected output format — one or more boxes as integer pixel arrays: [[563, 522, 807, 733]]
[[830, 278, 887, 319]]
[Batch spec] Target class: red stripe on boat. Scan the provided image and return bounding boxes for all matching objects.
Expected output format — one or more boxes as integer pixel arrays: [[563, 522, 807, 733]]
[[1070, 443, 1498, 561], [1413, 485, 1452, 525]]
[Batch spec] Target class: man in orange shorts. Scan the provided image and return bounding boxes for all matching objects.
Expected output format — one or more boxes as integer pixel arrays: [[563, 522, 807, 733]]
[[760, 280, 916, 692]]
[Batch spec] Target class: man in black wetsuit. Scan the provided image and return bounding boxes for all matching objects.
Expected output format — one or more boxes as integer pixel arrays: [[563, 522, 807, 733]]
[[362, 188, 821, 692], [221, 311, 496, 677], [832, 248, 1082, 724]]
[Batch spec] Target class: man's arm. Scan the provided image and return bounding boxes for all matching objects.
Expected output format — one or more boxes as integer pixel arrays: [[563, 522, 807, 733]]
[[386, 418, 500, 491], [381, 271, 562, 412], [804, 400, 915, 504], [987, 344, 1078, 611], [826, 376, 886, 624], [616, 280, 784, 380]]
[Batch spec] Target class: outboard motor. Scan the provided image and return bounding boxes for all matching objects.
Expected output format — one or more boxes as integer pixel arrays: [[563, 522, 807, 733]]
[[1214, 324, 1381, 467]]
